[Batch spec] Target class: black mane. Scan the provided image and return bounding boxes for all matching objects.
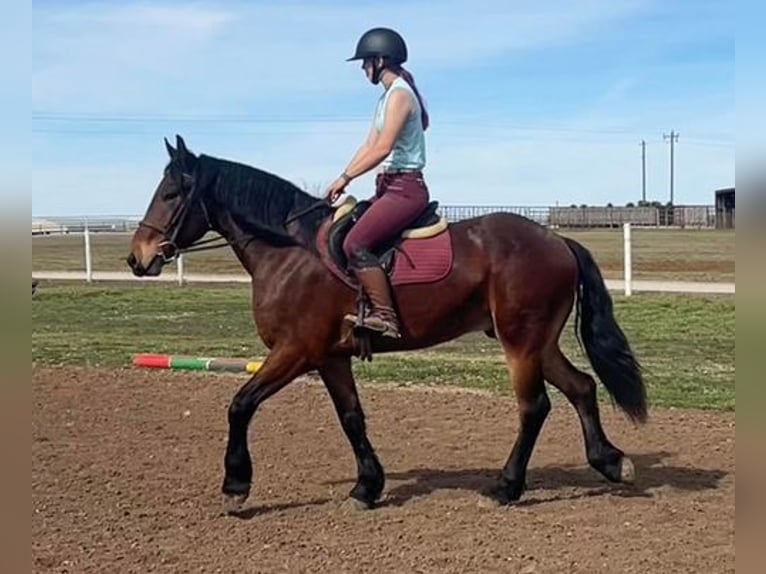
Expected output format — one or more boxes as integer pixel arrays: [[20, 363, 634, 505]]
[[198, 154, 331, 248]]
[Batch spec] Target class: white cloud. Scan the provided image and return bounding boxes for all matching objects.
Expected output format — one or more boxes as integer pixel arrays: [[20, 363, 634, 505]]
[[400, 0, 651, 67], [33, 0, 651, 112], [34, 3, 235, 110], [32, 1, 733, 214]]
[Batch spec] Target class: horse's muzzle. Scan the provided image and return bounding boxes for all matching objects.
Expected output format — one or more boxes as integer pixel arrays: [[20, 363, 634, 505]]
[[126, 252, 164, 277]]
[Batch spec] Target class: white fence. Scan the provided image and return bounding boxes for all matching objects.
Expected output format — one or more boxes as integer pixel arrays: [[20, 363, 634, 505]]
[[32, 224, 734, 296]]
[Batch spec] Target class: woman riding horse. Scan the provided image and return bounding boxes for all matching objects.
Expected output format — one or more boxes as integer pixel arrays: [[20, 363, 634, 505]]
[[324, 27, 431, 339]]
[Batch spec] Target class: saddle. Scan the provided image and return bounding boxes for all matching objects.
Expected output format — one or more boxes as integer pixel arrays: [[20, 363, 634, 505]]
[[316, 196, 453, 361], [326, 196, 448, 274]]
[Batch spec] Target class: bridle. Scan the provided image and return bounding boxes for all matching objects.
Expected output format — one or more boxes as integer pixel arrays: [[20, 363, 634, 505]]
[[138, 170, 228, 263], [139, 164, 332, 262]]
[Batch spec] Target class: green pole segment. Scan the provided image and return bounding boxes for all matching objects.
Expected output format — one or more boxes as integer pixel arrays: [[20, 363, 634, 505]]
[[169, 356, 211, 371]]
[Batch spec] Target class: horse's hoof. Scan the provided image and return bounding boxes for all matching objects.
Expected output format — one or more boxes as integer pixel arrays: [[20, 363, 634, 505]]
[[341, 497, 372, 512], [222, 493, 248, 515], [477, 494, 504, 509], [481, 480, 523, 506], [620, 456, 635, 484]]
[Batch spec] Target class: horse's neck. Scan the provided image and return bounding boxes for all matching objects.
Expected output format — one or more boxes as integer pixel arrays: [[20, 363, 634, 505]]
[[204, 172, 327, 277], [231, 238, 280, 279], [212, 200, 324, 262], [207, 213, 256, 273], [210, 212, 293, 281], [229, 236, 315, 313]]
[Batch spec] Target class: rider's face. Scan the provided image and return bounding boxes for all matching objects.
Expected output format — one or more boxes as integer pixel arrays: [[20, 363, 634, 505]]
[[362, 58, 375, 81]]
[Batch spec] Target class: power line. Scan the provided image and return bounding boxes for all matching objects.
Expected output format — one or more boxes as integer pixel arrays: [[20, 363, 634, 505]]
[[30, 112, 649, 134], [31, 112, 734, 148], [31, 113, 370, 124]]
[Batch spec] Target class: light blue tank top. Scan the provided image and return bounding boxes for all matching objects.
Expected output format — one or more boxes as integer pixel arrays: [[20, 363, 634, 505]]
[[374, 76, 426, 171]]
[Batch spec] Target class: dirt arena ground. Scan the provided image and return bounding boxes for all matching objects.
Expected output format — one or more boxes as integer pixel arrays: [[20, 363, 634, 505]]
[[32, 367, 734, 573]]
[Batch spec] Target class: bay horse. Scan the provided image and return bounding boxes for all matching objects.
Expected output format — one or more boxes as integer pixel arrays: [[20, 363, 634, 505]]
[[127, 135, 647, 512]]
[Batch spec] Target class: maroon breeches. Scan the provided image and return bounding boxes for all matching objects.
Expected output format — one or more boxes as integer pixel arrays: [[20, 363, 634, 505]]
[[342, 171, 430, 265]]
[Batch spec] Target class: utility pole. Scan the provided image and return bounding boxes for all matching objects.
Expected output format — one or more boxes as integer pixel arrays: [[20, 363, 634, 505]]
[[663, 130, 679, 205], [640, 139, 646, 203]]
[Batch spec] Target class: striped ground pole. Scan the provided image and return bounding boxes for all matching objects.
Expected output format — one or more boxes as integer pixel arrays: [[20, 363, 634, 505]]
[[133, 354, 262, 374]]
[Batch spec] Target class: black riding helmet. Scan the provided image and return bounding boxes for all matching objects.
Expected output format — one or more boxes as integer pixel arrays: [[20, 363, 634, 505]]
[[347, 27, 408, 65]]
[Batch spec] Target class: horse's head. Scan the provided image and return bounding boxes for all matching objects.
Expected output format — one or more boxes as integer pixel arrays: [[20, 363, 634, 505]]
[[127, 135, 212, 276]]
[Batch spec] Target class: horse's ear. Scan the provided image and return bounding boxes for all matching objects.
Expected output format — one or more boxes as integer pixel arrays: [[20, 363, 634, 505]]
[[176, 135, 188, 156], [165, 137, 176, 158]]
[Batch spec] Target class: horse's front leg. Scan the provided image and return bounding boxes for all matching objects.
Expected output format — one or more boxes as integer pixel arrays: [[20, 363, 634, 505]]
[[222, 347, 309, 512], [318, 356, 385, 509]]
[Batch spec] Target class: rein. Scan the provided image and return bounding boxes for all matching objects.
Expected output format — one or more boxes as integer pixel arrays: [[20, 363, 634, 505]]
[[176, 234, 230, 254], [140, 164, 329, 263], [284, 199, 331, 226]]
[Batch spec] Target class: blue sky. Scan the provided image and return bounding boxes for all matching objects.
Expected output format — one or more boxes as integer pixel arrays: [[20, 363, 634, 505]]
[[32, 0, 734, 216]]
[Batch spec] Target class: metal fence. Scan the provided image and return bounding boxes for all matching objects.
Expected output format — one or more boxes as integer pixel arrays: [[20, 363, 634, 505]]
[[32, 204, 718, 235], [442, 204, 715, 228], [32, 216, 141, 235], [548, 205, 715, 228], [440, 205, 551, 225]]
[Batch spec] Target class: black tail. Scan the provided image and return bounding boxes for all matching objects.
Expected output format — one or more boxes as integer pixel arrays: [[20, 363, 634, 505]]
[[564, 237, 648, 424]]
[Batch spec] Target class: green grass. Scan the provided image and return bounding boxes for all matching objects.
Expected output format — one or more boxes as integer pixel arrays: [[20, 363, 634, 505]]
[[32, 284, 735, 411], [32, 232, 244, 274], [32, 284, 260, 365], [32, 228, 735, 282], [560, 228, 735, 282]]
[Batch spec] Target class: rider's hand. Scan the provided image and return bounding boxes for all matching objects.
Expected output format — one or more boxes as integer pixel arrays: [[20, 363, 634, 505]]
[[324, 173, 351, 204]]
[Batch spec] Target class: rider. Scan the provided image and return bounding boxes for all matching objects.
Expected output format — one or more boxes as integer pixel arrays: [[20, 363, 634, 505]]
[[324, 27, 431, 339]]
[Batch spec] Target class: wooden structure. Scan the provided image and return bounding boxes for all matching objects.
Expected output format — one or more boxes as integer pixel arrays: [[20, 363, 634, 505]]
[[715, 188, 735, 229]]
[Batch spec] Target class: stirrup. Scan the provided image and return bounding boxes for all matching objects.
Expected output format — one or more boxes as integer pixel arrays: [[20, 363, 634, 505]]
[[344, 313, 401, 338]]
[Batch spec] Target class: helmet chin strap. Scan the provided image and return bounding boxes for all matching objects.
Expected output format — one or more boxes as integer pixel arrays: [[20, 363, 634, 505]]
[[371, 58, 386, 85]]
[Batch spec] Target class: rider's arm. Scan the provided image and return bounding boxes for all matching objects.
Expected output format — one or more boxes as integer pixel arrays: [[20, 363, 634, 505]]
[[343, 113, 380, 170], [342, 89, 412, 181]]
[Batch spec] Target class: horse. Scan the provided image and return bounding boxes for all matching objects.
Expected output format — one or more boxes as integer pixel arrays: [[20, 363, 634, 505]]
[[127, 135, 647, 512]]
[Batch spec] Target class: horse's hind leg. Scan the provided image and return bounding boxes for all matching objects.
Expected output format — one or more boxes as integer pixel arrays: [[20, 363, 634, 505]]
[[487, 347, 550, 504], [318, 356, 385, 509], [542, 345, 634, 484]]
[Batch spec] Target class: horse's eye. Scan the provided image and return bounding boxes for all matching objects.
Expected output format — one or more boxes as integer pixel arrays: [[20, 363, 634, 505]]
[[164, 190, 180, 200]]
